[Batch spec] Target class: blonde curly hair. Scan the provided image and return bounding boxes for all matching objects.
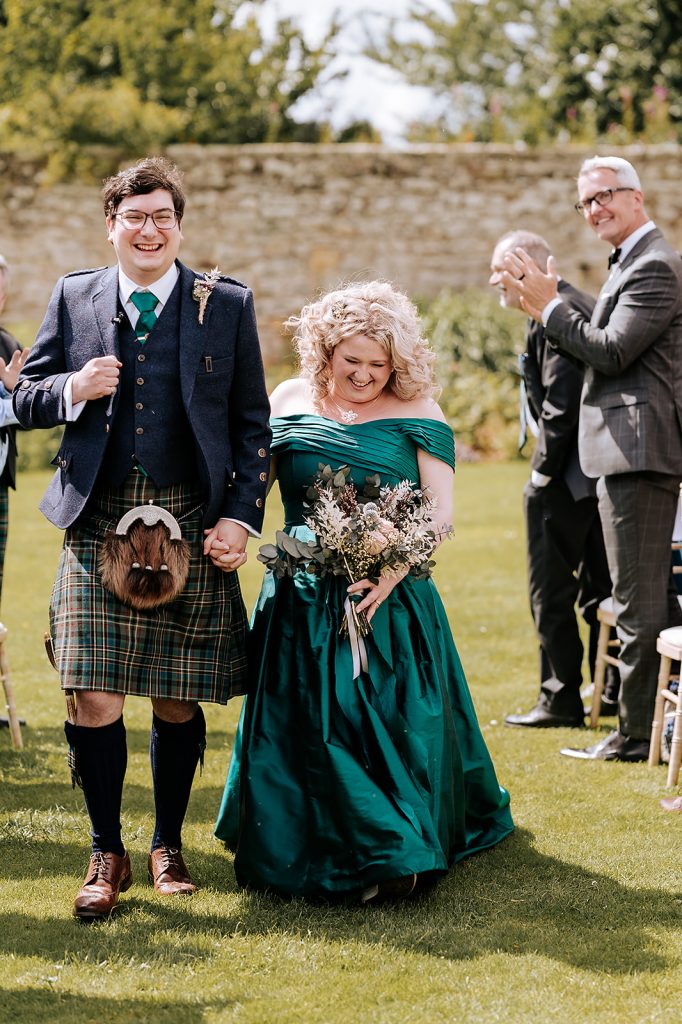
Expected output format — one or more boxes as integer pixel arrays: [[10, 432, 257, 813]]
[[287, 281, 438, 407]]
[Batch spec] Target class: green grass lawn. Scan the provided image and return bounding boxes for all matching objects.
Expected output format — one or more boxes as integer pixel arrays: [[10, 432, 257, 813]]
[[0, 464, 679, 1024]]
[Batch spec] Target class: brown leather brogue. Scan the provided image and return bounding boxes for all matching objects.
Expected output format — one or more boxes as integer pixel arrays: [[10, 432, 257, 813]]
[[73, 850, 132, 920], [148, 846, 197, 895]]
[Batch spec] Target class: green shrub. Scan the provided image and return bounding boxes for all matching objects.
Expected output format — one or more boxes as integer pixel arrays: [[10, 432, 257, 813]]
[[418, 288, 527, 460]]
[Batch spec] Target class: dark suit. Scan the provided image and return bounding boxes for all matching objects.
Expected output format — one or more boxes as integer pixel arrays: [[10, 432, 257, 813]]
[[546, 227, 682, 738], [522, 280, 613, 714], [0, 325, 21, 607], [14, 262, 270, 532]]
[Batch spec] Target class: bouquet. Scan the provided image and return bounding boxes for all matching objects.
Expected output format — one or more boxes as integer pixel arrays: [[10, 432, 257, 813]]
[[258, 464, 447, 640]]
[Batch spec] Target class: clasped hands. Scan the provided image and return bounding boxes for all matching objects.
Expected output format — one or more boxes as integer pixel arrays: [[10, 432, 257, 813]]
[[203, 521, 249, 573], [502, 250, 560, 322]]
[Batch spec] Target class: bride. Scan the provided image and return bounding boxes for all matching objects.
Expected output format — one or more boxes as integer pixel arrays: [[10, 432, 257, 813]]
[[215, 280, 513, 902]]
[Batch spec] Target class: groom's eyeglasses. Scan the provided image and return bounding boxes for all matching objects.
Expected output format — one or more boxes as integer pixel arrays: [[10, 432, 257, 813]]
[[111, 209, 179, 230], [574, 188, 634, 215]]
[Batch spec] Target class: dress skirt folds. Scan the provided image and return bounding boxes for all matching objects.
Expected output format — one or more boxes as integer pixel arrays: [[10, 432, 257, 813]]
[[215, 416, 513, 898], [50, 468, 249, 703]]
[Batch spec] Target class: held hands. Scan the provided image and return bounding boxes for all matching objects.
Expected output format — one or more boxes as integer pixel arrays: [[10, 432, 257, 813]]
[[347, 570, 407, 623], [0, 348, 30, 392], [71, 355, 122, 404], [203, 520, 249, 573], [502, 250, 559, 322]]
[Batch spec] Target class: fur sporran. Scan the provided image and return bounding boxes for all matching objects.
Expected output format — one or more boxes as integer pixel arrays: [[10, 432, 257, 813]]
[[99, 504, 191, 610]]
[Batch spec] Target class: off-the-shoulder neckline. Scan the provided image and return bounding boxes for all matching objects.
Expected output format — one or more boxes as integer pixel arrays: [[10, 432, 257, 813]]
[[270, 413, 449, 428]]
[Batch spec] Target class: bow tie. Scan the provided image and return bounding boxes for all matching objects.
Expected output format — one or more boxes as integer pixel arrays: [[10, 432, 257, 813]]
[[607, 248, 622, 269]]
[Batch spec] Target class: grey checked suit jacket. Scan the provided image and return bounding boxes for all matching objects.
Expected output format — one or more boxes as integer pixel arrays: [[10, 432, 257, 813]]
[[545, 228, 682, 479], [13, 261, 271, 530]]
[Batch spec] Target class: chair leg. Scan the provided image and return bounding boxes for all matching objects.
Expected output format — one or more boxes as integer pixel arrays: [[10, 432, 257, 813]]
[[666, 694, 682, 787], [590, 620, 610, 728], [0, 624, 22, 751], [649, 653, 671, 768]]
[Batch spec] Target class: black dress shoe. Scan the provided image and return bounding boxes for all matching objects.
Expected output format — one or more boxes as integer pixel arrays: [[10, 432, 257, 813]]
[[560, 729, 649, 762], [505, 703, 584, 728]]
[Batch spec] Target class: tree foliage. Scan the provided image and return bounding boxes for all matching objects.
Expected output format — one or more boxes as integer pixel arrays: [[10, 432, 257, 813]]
[[0, 0, 335, 167], [418, 288, 523, 459], [372, 0, 682, 144]]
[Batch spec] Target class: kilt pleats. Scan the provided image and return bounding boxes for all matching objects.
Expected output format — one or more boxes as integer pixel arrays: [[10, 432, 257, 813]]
[[50, 470, 248, 703]]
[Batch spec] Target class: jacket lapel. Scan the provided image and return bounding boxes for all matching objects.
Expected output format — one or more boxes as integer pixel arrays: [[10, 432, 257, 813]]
[[177, 262, 213, 409], [591, 228, 662, 326], [92, 267, 123, 359]]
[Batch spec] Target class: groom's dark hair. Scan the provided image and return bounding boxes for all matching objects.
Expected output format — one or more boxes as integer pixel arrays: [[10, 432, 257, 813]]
[[102, 157, 186, 220]]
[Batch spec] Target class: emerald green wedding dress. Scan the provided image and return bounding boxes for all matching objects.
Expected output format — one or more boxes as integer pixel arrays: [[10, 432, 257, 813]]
[[215, 415, 513, 899]]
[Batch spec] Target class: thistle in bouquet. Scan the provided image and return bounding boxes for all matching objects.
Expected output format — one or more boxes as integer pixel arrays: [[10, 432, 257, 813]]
[[258, 464, 447, 639]]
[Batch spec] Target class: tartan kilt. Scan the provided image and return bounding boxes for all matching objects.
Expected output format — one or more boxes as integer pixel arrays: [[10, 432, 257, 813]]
[[49, 470, 248, 703]]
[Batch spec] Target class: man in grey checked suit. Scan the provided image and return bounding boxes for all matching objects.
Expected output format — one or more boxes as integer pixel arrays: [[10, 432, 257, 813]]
[[505, 155, 682, 762], [14, 157, 271, 916]]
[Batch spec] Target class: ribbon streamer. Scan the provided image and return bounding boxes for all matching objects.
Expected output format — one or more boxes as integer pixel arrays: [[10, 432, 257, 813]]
[[343, 595, 368, 679]]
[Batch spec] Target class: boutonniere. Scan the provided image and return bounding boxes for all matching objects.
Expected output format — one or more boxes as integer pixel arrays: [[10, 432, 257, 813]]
[[192, 267, 221, 324]]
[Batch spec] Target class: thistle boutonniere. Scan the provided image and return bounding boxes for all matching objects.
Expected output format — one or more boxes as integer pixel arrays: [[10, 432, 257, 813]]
[[192, 266, 221, 324]]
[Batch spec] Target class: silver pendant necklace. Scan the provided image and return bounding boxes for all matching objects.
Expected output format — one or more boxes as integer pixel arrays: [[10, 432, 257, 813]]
[[327, 389, 382, 424]]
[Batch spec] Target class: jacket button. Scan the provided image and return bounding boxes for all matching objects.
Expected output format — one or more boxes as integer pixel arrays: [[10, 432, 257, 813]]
[[136, 427, 144, 435], [136, 402, 143, 410], [256, 498, 263, 508], [21, 380, 30, 389], [136, 377, 145, 385], [259, 472, 267, 482], [138, 353, 145, 362], [258, 448, 266, 457]]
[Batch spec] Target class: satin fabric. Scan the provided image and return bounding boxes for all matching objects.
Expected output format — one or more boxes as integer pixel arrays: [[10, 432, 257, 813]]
[[215, 416, 513, 899]]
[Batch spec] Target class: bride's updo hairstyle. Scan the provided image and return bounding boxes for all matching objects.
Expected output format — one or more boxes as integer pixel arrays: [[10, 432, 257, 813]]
[[287, 280, 438, 407]]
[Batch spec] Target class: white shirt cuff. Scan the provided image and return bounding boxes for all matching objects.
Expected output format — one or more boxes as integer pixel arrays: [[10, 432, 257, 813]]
[[531, 470, 552, 488], [542, 297, 563, 326], [63, 374, 87, 421]]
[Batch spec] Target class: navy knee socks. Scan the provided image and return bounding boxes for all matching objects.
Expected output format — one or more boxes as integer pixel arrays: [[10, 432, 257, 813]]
[[64, 716, 127, 857], [150, 706, 206, 852]]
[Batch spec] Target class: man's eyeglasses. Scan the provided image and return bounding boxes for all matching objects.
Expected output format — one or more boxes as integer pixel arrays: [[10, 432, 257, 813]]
[[111, 209, 179, 230], [574, 188, 634, 215]]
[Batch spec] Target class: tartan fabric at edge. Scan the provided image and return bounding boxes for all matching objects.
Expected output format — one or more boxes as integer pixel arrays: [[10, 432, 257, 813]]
[[49, 470, 248, 703]]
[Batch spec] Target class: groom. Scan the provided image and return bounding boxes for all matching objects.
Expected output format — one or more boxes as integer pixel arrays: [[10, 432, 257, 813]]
[[14, 157, 271, 917]]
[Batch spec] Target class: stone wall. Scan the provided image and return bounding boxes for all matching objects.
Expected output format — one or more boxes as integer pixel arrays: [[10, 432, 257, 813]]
[[1, 143, 681, 358]]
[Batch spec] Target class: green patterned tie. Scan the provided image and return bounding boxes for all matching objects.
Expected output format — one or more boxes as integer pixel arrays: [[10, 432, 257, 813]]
[[129, 290, 159, 344]]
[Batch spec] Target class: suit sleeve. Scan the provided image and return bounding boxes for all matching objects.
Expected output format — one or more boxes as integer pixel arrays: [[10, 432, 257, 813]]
[[530, 331, 584, 478], [13, 277, 71, 428], [221, 288, 271, 528], [546, 257, 682, 376]]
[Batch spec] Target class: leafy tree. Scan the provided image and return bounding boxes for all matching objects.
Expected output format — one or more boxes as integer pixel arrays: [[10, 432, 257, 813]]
[[371, 0, 682, 144], [418, 288, 523, 459], [0, 0, 336, 169]]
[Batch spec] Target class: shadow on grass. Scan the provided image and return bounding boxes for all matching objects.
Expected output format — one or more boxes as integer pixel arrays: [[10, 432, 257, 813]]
[[1, 989, 224, 1024], [0, 829, 677, 976]]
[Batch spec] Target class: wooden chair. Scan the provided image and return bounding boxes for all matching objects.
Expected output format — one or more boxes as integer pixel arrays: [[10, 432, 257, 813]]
[[649, 626, 682, 786], [0, 622, 23, 750], [589, 597, 620, 728]]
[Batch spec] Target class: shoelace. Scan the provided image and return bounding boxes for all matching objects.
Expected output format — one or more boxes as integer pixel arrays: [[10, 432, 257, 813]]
[[89, 851, 116, 884], [156, 847, 183, 874]]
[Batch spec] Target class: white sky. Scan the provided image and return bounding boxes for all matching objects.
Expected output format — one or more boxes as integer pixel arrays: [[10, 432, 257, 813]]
[[240, 0, 448, 144]]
